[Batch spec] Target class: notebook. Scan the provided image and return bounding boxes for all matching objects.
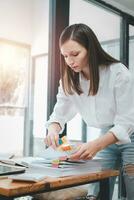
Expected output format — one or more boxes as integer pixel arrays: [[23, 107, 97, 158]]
[[0, 164, 25, 176], [9, 172, 47, 182]]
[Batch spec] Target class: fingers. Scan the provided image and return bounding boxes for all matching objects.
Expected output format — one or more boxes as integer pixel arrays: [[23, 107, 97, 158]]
[[79, 149, 94, 160], [80, 152, 93, 160], [69, 148, 84, 160], [44, 134, 59, 149], [54, 134, 59, 146], [44, 136, 52, 146], [69, 144, 95, 160], [50, 134, 59, 149], [70, 151, 93, 160]]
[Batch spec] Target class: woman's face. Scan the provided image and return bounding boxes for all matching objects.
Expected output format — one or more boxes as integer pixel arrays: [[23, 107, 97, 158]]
[[60, 39, 89, 74]]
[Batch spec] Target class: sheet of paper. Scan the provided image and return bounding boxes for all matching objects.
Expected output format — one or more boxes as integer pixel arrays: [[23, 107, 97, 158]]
[[39, 146, 69, 159], [1, 148, 108, 179], [22, 159, 104, 177], [9, 171, 47, 182], [8, 158, 107, 181]]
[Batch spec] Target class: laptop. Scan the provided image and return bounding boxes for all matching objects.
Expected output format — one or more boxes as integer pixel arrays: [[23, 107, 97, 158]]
[[0, 164, 25, 176]]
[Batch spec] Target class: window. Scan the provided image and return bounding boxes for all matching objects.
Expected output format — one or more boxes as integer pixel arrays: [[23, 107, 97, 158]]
[[129, 24, 134, 77], [32, 54, 48, 156], [0, 39, 30, 155], [68, 0, 120, 142]]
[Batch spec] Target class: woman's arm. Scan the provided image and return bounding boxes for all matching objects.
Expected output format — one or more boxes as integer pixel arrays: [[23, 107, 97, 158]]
[[69, 131, 118, 160], [46, 80, 77, 131], [45, 80, 77, 148], [108, 64, 134, 144]]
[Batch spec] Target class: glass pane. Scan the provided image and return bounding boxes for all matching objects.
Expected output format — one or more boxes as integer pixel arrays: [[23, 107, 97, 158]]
[[68, 0, 120, 141], [129, 25, 134, 77], [33, 55, 48, 156], [70, 0, 120, 59], [0, 40, 30, 155], [29, 0, 49, 156]]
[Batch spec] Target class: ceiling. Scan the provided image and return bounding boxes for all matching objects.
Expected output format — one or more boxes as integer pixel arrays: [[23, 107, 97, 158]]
[[104, 0, 134, 16], [115, 0, 134, 11]]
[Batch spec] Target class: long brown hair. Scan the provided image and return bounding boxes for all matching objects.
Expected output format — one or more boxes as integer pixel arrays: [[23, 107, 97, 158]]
[[59, 23, 119, 95]]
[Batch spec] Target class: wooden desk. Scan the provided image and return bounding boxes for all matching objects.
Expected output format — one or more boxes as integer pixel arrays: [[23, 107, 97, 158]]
[[0, 169, 119, 200]]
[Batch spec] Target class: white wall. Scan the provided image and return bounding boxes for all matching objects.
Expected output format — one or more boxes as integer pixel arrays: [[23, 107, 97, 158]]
[[0, 0, 33, 44], [32, 0, 49, 55], [0, 0, 49, 54]]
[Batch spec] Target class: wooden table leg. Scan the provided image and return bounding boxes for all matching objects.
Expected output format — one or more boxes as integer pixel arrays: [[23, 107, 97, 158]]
[[99, 178, 110, 200]]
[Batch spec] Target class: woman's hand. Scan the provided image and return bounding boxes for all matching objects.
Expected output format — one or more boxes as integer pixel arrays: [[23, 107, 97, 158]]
[[69, 140, 102, 160], [69, 132, 118, 160], [44, 122, 61, 149]]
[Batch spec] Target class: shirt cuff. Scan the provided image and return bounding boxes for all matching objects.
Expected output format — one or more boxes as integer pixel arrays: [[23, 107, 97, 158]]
[[109, 125, 131, 144], [45, 120, 65, 134]]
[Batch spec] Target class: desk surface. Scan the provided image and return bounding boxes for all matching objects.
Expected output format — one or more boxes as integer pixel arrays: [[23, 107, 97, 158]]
[[0, 169, 119, 198]]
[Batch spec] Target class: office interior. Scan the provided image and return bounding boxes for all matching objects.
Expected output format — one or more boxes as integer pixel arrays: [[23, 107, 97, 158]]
[[0, 0, 134, 199]]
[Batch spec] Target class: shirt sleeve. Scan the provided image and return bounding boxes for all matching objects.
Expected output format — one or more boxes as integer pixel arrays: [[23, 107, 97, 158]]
[[45, 80, 77, 133], [109, 64, 134, 144]]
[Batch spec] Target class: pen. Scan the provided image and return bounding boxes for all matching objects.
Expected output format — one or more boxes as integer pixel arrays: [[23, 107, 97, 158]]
[[15, 163, 28, 168]]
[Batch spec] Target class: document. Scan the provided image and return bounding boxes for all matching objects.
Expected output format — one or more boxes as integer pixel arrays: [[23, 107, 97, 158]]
[[39, 146, 69, 159], [0, 163, 25, 176], [8, 159, 104, 182], [9, 170, 47, 182], [2, 138, 106, 181], [1, 145, 78, 168], [29, 159, 103, 176]]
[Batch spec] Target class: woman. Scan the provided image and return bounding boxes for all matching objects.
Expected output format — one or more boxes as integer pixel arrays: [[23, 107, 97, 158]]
[[45, 23, 134, 200]]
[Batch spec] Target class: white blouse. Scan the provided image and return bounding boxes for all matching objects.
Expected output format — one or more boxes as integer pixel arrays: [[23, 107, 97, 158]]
[[46, 63, 134, 144]]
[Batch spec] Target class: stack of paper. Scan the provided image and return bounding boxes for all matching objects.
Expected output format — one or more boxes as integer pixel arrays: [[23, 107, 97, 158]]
[[29, 159, 104, 176], [1, 146, 107, 182], [9, 159, 104, 182], [9, 170, 47, 182]]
